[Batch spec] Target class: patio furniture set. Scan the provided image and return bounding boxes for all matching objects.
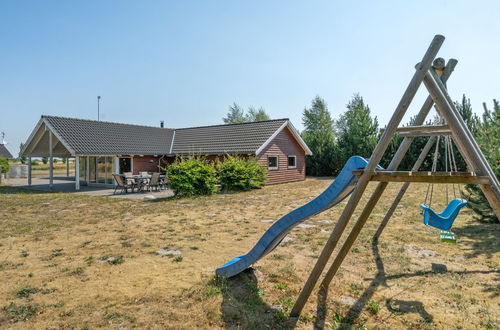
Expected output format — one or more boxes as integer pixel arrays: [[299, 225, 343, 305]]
[[112, 172, 167, 195]]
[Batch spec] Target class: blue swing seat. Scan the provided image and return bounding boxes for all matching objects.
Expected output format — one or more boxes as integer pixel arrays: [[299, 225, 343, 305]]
[[420, 198, 468, 231]]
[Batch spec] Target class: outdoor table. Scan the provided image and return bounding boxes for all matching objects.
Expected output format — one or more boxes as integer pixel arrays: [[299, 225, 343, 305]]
[[125, 174, 166, 192]]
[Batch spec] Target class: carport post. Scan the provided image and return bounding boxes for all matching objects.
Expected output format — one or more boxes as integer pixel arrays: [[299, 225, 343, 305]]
[[49, 131, 53, 189], [28, 156, 32, 186], [75, 156, 80, 191], [66, 158, 69, 176]]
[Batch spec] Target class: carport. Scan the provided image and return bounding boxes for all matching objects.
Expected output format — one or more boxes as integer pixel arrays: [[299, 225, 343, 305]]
[[20, 115, 172, 191], [19, 116, 77, 190]]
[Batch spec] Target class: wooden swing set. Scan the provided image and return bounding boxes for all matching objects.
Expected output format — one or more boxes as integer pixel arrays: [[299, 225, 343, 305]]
[[290, 34, 500, 317]]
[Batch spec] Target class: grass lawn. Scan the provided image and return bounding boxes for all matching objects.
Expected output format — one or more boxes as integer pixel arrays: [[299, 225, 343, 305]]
[[8, 160, 75, 178], [0, 178, 498, 329]]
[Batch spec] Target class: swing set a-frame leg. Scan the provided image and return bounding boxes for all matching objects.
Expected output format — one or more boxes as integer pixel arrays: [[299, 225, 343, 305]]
[[423, 70, 500, 218], [319, 133, 439, 290], [374, 59, 457, 240], [289, 35, 445, 318], [373, 136, 437, 240], [318, 60, 457, 291]]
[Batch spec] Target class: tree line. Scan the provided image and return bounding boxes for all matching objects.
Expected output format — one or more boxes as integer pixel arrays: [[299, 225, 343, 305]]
[[221, 96, 498, 223]]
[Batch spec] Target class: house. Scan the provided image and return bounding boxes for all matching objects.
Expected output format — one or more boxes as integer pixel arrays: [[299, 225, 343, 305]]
[[20, 115, 312, 190], [0, 144, 13, 159]]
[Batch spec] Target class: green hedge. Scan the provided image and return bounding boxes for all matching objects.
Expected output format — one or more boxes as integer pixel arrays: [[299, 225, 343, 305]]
[[167, 157, 218, 197], [166, 155, 267, 196], [217, 155, 267, 191]]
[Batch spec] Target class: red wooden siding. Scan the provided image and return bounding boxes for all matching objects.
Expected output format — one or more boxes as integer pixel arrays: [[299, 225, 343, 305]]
[[132, 155, 161, 174], [131, 127, 307, 186], [257, 127, 306, 185]]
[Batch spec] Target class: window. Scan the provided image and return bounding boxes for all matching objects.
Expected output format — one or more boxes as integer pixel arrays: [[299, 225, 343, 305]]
[[268, 155, 278, 170], [288, 155, 297, 168]]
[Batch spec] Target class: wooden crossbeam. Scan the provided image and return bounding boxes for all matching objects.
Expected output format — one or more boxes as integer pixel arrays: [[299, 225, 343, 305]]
[[352, 170, 490, 184], [398, 130, 451, 137], [380, 124, 449, 134]]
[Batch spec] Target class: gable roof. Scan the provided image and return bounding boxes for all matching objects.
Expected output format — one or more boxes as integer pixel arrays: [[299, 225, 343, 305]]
[[0, 144, 13, 159], [21, 116, 174, 156], [172, 119, 288, 155], [21, 116, 311, 157]]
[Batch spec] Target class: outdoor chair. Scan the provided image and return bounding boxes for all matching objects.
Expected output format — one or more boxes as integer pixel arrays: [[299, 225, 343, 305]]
[[112, 173, 136, 194], [123, 172, 134, 185], [148, 172, 162, 191]]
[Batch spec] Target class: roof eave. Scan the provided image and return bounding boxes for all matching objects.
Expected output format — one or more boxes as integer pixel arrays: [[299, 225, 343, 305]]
[[255, 120, 312, 156]]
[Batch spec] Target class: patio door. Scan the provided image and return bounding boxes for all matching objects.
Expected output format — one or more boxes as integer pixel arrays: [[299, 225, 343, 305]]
[[119, 157, 132, 174], [96, 157, 114, 184]]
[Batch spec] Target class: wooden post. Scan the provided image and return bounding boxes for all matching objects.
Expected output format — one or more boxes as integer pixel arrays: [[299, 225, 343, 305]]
[[75, 156, 80, 191], [319, 62, 457, 291], [428, 69, 500, 194], [49, 131, 53, 190], [374, 136, 437, 239], [66, 158, 69, 177], [290, 34, 445, 318], [28, 156, 32, 186], [423, 71, 500, 216], [319, 138, 439, 289], [371, 59, 457, 240]]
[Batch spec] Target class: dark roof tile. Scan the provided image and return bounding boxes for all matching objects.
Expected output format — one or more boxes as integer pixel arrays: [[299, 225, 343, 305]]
[[29, 116, 295, 156], [171, 119, 287, 155], [43, 116, 173, 155], [0, 144, 13, 158]]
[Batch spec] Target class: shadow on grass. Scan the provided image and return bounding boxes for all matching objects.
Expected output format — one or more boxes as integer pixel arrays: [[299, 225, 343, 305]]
[[215, 268, 292, 329], [452, 222, 500, 259], [314, 239, 435, 329], [314, 234, 500, 329], [144, 195, 177, 203], [0, 186, 49, 195], [313, 240, 391, 329]]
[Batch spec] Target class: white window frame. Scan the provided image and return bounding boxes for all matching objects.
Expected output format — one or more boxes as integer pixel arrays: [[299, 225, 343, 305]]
[[267, 155, 279, 170], [287, 155, 297, 169]]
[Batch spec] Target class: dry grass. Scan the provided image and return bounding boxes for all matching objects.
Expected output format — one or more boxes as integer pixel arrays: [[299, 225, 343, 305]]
[[0, 179, 498, 329], [8, 160, 75, 178]]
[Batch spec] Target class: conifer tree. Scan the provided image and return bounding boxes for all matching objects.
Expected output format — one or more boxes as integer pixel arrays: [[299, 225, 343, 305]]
[[223, 103, 246, 124], [336, 94, 379, 167], [301, 96, 336, 176], [223, 103, 271, 123], [246, 107, 270, 122], [464, 99, 499, 223]]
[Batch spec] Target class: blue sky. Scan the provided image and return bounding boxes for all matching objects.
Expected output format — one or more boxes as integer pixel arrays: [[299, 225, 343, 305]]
[[1, 1, 499, 155]]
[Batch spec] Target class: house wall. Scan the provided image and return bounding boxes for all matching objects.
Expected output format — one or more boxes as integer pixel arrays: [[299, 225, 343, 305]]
[[131, 127, 307, 186], [132, 155, 161, 174], [257, 127, 306, 185]]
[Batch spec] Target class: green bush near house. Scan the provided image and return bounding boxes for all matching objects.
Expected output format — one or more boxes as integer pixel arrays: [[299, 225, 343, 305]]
[[167, 157, 218, 196], [217, 155, 267, 191], [0, 157, 9, 182]]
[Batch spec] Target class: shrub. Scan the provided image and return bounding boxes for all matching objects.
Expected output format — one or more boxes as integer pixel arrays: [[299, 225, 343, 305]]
[[0, 157, 8, 175], [217, 155, 267, 191], [167, 157, 218, 196], [30, 160, 39, 166]]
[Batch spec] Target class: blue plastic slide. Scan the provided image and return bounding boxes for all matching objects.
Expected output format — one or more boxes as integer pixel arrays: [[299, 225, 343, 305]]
[[216, 156, 380, 278]]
